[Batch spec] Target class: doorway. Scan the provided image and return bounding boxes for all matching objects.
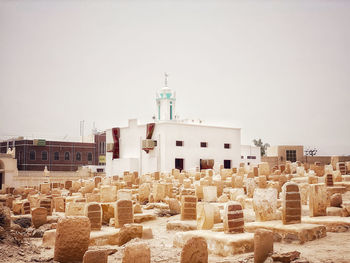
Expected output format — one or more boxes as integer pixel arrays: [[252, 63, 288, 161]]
[[175, 158, 184, 172], [224, 160, 231, 169]]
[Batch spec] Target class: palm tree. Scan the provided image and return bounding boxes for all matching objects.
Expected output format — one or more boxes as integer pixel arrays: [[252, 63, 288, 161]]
[[252, 138, 270, 157]]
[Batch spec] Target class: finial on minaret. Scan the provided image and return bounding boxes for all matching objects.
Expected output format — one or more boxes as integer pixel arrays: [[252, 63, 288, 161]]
[[164, 72, 169, 87]]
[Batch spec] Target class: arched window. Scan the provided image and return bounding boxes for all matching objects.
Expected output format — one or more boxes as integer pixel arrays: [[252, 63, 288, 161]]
[[54, 152, 59, 161], [87, 152, 92, 162], [41, 151, 48, 161], [29, 150, 36, 160], [76, 152, 81, 161], [64, 152, 70, 161]]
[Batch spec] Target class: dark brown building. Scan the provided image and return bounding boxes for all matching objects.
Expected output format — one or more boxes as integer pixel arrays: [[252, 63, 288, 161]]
[[0, 133, 106, 171]]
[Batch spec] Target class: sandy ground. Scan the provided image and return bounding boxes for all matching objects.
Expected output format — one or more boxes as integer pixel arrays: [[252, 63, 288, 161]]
[[1, 213, 350, 263]]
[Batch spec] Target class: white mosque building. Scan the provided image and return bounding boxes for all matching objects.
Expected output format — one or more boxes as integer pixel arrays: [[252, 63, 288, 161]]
[[105, 75, 260, 176]]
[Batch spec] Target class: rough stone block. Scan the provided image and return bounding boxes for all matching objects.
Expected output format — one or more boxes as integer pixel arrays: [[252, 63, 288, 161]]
[[54, 216, 91, 263]]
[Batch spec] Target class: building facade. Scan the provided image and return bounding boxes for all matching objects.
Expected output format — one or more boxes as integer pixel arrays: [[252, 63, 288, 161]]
[[106, 76, 260, 176], [0, 132, 106, 172]]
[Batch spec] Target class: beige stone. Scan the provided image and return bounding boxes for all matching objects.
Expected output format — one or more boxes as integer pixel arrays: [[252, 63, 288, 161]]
[[66, 201, 86, 216], [133, 203, 142, 214], [229, 188, 245, 201], [32, 207, 47, 228], [115, 199, 133, 228], [258, 176, 267, 188], [168, 198, 181, 214], [83, 250, 108, 263], [254, 229, 273, 263], [246, 178, 256, 198], [139, 183, 150, 203], [218, 194, 229, 203], [54, 216, 91, 263], [85, 202, 102, 230], [100, 185, 117, 202], [153, 183, 166, 202], [234, 175, 244, 188], [40, 183, 50, 194], [117, 189, 132, 200], [54, 197, 65, 212], [197, 203, 214, 230], [180, 236, 208, 263], [42, 229, 56, 247], [181, 195, 197, 220], [253, 188, 278, 221], [203, 186, 217, 202], [330, 193, 342, 207], [119, 223, 143, 246], [258, 163, 270, 176], [122, 242, 150, 263], [309, 183, 327, 217]]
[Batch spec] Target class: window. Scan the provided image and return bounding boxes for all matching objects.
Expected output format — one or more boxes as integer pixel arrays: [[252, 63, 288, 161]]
[[224, 143, 231, 149], [87, 152, 93, 162], [64, 152, 70, 161], [176, 141, 184, 147], [200, 142, 208, 148], [247, 156, 256, 160], [224, 160, 231, 169], [76, 152, 81, 161], [54, 152, 59, 161], [29, 150, 36, 160], [286, 150, 297, 162], [41, 151, 48, 161]]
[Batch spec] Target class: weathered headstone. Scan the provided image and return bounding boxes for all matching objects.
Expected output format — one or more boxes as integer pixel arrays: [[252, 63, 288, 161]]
[[181, 195, 197, 220], [202, 186, 217, 202], [65, 180, 72, 190], [253, 188, 278, 221], [85, 203, 102, 231], [139, 183, 150, 203], [281, 182, 301, 224], [254, 229, 274, 263], [180, 236, 208, 263], [309, 183, 327, 217], [40, 198, 52, 216], [223, 201, 244, 234], [31, 207, 47, 228], [325, 174, 334, 187], [115, 199, 133, 228], [197, 203, 214, 230], [54, 216, 91, 263], [21, 201, 31, 215], [153, 183, 166, 202]]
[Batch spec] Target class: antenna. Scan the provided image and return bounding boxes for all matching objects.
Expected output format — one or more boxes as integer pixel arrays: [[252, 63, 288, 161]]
[[80, 120, 85, 142], [164, 72, 169, 87]]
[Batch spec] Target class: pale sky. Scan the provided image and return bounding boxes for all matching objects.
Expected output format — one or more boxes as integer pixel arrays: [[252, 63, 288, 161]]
[[0, 0, 349, 156]]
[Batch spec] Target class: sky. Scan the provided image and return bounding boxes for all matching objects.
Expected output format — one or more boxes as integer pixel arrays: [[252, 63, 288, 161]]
[[0, 0, 349, 156]]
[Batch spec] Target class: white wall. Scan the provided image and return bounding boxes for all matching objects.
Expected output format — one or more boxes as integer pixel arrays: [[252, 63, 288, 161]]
[[106, 119, 242, 176], [158, 122, 241, 172], [240, 145, 261, 165]]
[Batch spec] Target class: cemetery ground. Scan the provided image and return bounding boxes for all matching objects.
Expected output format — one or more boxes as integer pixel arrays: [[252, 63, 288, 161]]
[[1, 161, 350, 263], [1, 212, 350, 262]]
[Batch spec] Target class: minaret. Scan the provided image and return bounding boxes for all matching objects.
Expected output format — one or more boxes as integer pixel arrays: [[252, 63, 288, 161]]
[[156, 73, 176, 121]]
